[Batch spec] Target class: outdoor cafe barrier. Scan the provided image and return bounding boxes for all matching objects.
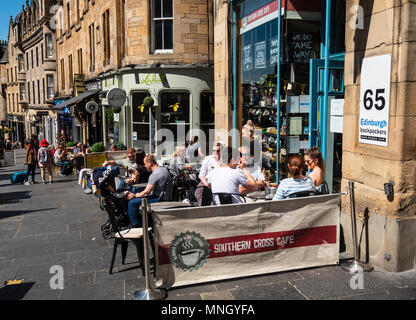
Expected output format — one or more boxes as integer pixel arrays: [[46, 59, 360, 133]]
[[84, 151, 128, 169], [151, 194, 341, 289]]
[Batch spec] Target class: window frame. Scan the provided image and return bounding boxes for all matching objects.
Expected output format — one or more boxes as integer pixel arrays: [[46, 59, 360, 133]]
[[151, 0, 174, 54]]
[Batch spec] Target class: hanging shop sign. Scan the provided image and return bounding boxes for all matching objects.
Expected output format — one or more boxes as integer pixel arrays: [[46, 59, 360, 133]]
[[359, 54, 391, 147], [106, 88, 127, 108], [85, 101, 99, 113]]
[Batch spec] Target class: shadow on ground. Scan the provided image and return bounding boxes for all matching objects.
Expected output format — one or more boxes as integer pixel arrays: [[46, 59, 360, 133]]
[[0, 208, 56, 220], [0, 191, 31, 205], [0, 282, 35, 300]]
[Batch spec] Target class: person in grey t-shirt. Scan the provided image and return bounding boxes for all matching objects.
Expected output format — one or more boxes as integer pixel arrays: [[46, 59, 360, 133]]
[[125, 154, 172, 227]]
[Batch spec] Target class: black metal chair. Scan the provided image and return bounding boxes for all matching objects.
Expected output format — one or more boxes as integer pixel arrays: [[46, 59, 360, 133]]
[[287, 190, 318, 199], [104, 196, 155, 277], [316, 181, 330, 195]]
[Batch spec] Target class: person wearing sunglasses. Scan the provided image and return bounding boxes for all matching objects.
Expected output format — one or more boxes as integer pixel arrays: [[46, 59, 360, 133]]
[[304, 146, 325, 188], [238, 146, 265, 195]]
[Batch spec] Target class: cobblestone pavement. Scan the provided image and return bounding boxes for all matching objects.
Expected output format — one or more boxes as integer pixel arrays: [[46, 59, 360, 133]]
[[0, 150, 415, 300]]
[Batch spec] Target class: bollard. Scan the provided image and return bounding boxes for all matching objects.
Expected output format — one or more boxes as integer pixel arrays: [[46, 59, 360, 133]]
[[341, 181, 373, 273], [131, 198, 166, 300]]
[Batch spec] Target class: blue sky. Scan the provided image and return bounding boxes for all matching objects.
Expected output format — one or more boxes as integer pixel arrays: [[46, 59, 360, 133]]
[[0, 1, 25, 41]]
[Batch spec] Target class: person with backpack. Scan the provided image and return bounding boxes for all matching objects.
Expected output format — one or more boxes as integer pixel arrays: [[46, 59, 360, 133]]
[[38, 139, 54, 184], [24, 139, 38, 185]]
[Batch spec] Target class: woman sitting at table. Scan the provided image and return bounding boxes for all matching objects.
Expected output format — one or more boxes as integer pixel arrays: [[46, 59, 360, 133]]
[[304, 146, 326, 188], [272, 154, 315, 200]]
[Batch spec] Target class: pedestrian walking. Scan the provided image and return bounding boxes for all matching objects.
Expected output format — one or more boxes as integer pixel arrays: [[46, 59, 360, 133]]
[[38, 139, 54, 184], [24, 138, 38, 185]]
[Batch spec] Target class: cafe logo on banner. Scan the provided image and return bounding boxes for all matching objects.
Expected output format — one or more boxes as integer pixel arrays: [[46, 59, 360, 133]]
[[169, 232, 210, 272]]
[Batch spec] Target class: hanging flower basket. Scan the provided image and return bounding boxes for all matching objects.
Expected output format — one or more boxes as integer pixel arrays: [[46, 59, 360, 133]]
[[112, 106, 122, 114]]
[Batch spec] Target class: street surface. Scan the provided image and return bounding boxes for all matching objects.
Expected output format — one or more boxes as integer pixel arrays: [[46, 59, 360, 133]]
[[0, 150, 415, 300]]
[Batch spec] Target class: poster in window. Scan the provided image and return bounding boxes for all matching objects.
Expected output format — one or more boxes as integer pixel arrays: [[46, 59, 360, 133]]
[[288, 33, 314, 63], [270, 36, 278, 66], [289, 117, 303, 135], [288, 136, 300, 154], [254, 41, 267, 69], [287, 95, 300, 114], [299, 95, 310, 113], [243, 44, 253, 71]]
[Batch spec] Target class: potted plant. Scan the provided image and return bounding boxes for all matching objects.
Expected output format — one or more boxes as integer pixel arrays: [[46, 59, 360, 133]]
[[65, 141, 75, 148], [91, 142, 105, 153]]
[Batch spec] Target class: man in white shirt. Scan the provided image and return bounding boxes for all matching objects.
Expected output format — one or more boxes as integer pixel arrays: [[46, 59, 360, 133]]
[[185, 142, 224, 205], [206, 146, 257, 205], [238, 146, 265, 195]]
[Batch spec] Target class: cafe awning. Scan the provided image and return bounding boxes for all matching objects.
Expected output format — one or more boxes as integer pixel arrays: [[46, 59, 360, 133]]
[[53, 89, 100, 111]]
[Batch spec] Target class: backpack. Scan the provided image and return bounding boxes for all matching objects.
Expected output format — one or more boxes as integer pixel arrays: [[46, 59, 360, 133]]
[[39, 148, 49, 165], [11, 171, 27, 184]]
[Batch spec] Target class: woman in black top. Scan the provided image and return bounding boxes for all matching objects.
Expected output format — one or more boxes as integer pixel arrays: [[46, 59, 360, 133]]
[[136, 149, 150, 183]]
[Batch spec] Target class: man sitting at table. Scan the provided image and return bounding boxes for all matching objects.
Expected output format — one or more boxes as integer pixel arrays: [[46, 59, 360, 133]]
[[54, 145, 72, 175], [125, 154, 172, 228], [238, 146, 265, 195], [206, 147, 256, 205], [103, 148, 139, 190]]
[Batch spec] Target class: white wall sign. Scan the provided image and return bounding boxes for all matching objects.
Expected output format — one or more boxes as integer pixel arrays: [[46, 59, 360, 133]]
[[359, 55, 391, 146]]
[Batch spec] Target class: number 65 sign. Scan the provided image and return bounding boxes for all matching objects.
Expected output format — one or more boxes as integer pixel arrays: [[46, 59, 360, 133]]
[[359, 54, 391, 146]]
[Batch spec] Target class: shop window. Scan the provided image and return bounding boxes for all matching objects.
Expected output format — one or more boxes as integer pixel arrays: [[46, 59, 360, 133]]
[[160, 91, 190, 148], [151, 0, 173, 53], [200, 91, 215, 153], [238, 0, 320, 183], [131, 91, 151, 152]]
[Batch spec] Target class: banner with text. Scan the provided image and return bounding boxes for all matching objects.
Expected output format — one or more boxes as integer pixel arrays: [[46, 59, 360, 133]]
[[154, 194, 340, 288]]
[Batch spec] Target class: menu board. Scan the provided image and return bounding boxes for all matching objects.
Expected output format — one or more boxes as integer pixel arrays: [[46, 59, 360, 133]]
[[243, 44, 253, 71], [254, 41, 267, 69], [288, 33, 314, 63], [4, 150, 15, 165]]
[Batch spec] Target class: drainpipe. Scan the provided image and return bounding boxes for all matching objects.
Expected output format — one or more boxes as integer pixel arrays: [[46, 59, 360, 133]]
[[276, 0, 282, 184], [232, 2, 237, 148], [322, 0, 331, 165]]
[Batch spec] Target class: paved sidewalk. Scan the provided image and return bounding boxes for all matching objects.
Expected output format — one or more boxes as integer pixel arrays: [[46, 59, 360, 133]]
[[0, 149, 415, 300]]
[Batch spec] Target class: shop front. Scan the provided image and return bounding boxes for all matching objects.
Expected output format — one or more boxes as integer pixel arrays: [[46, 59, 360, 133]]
[[101, 67, 214, 157], [231, 0, 345, 191], [54, 89, 103, 146]]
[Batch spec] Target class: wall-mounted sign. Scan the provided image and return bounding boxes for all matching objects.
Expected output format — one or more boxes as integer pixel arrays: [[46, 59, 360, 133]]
[[359, 54, 391, 146], [139, 73, 164, 86], [106, 88, 126, 108]]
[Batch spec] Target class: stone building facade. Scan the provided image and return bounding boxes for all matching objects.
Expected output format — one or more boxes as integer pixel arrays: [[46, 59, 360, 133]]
[[5, 16, 26, 146], [17, 0, 58, 145], [0, 41, 8, 134], [54, 0, 214, 152], [213, 0, 416, 272], [341, 0, 416, 272]]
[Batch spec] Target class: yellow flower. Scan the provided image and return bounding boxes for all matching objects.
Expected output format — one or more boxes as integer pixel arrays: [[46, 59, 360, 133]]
[[138, 104, 145, 113], [169, 102, 180, 112]]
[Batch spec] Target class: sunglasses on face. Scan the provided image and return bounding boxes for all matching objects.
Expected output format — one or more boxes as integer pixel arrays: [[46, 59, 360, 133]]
[[212, 149, 220, 153]]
